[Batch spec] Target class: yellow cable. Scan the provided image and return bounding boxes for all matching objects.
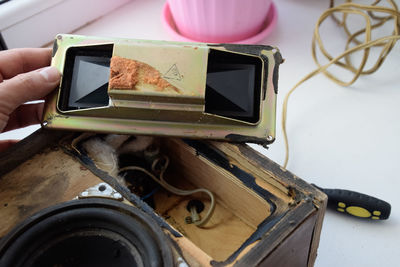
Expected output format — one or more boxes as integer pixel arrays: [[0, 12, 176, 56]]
[[282, 0, 400, 168]]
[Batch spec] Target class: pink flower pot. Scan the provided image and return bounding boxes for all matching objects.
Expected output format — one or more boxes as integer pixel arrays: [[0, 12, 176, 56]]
[[167, 0, 274, 43]]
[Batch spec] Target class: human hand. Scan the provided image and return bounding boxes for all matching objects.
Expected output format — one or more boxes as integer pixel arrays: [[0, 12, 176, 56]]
[[0, 48, 61, 151]]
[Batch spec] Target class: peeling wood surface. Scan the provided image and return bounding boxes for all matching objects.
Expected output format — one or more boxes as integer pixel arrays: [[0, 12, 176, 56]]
[[0, 148, 102, 238], [258, 212, 317, 267], [0, 129, 66, 176]]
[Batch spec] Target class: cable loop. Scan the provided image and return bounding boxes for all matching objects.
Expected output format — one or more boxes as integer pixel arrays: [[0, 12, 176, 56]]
[[282, 0, 400, 168]]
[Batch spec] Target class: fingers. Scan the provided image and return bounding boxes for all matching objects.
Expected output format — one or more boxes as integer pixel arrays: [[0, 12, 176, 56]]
[[2, 103, 45, 133], [0, 67, 61, 131], [0, 48, 52, 82]]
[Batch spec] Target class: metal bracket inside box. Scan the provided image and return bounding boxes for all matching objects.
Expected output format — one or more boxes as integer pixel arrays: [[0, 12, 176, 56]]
[[77, 183, 123, 201], [43, 34, 282, 146]]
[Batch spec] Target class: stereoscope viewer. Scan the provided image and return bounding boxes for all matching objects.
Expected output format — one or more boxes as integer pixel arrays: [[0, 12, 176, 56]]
[[0, 35, 327, 267]]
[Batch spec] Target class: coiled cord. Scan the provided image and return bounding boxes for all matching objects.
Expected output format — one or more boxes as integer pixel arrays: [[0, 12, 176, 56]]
[[282, 0, 400, 168]]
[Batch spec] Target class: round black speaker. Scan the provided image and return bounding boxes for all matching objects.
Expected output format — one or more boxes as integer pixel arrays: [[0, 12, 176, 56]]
[[0, 198, 174, 267]]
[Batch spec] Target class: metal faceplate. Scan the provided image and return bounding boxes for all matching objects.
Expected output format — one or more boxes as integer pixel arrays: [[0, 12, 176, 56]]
[[43, 34, 282, 146]]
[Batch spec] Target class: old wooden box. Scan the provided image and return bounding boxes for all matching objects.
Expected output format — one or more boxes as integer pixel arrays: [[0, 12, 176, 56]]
[[0, 129, 326, 266]]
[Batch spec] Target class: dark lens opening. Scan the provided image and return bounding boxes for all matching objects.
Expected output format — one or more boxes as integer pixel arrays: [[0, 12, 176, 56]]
[[59, 44, 113, 111], [205, 49, 262, 123]]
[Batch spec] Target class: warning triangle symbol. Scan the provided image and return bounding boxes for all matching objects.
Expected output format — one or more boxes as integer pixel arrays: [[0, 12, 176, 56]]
[[164, 64, 183, 81]]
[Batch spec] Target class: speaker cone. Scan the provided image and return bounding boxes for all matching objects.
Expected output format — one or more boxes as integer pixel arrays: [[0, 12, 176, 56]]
[[0, 198, 174, 267]]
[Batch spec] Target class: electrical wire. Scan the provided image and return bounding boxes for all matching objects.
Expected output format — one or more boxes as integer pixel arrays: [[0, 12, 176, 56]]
[[73, 133, 215, 227], [120, 155, 216, 227], [141, 186, 159, 200], [282, 0, 400, 168]]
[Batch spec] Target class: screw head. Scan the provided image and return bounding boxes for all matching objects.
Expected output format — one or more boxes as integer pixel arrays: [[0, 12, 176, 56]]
[[185, 216, 193, 224]]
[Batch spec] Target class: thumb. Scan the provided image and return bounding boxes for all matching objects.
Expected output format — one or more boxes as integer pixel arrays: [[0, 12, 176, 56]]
[[0, 66, 60, 118]]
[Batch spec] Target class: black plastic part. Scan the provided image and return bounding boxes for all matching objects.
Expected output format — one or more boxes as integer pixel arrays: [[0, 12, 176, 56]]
[[58, 44, 113, 111], [186, 199, 205, 213], [52, 39, 58, 57], [0, 32, 7, 51], [272, 51, 283, 94], [225, 133, 274, 147], [205, 49, 262, 123], [0, 198, 174, 267], [118, 153, 159, 208], [313, 184, 391, 220], [0, 0, 11, 6]]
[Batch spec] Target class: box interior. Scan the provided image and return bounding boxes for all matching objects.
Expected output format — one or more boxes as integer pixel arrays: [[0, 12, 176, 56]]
[[0, 133, 296, 264], [147, 138, 276, 261]]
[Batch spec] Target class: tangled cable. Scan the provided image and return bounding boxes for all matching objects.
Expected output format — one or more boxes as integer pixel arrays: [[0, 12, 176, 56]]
[[120, 155, 216, 227], [282, 0, 400, 168]]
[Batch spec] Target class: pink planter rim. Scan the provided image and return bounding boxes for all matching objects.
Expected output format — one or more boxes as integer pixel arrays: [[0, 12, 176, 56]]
[[161, 1, 278, 44]]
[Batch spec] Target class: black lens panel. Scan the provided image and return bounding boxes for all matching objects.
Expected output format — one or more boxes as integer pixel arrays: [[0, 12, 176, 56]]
[[205, 49, 262, 123], [59, 44, 113, 111]]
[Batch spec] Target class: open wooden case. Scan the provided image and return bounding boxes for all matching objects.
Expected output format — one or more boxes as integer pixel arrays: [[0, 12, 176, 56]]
[[0, 129, 326, 267]]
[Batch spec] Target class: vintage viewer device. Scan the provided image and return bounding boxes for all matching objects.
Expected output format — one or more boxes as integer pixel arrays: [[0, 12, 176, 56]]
[[0, 35, 327, 267], [42, 34, 282, 146]]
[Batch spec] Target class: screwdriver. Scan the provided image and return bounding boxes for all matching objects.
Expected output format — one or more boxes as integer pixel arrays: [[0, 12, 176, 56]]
[[312, 184, 391, 220]]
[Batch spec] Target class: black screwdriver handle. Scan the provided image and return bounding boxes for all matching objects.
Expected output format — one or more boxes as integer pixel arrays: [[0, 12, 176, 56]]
[[312, 184, 391, 220]]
